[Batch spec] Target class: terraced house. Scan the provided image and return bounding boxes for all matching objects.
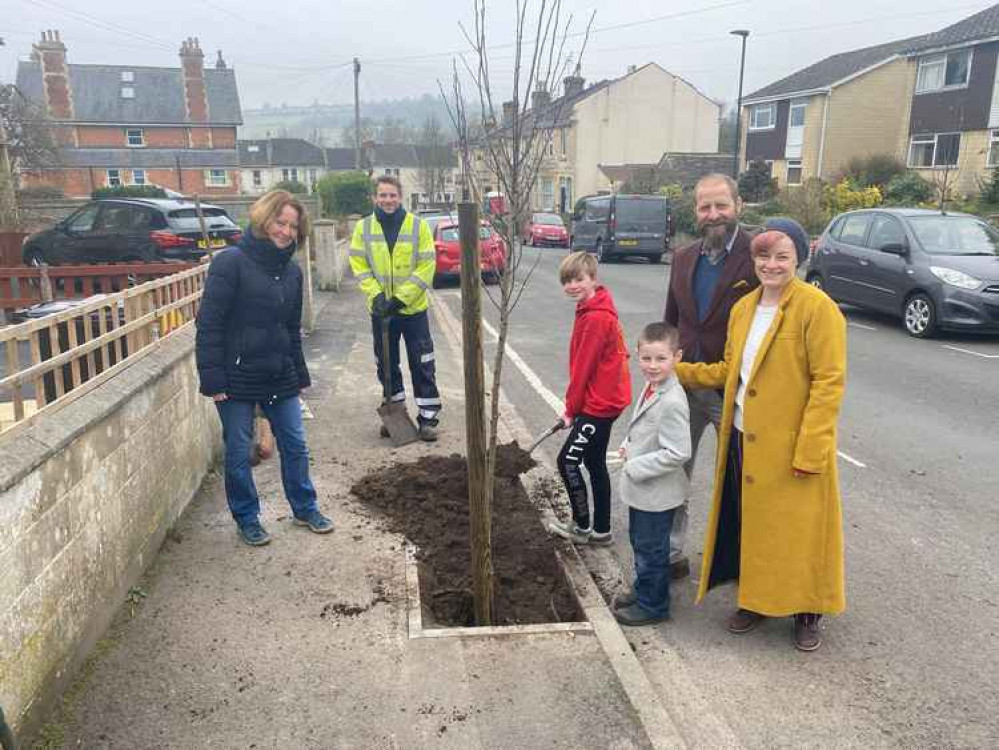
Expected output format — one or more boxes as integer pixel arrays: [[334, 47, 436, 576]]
[[740, 3, 999, 197], [16, 31, 242, 197]]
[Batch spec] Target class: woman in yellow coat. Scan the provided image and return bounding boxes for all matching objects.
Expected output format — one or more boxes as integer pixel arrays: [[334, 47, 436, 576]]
[[676, 218, 846, 652]]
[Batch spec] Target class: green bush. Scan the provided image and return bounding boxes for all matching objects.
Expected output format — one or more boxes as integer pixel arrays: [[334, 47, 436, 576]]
[[839, 154, 907, 190], [17, 185, 65, 200], [780, 178, 831, 235], [273, 180, 309, 194], [670, 188, 697, 236], [316, 171, 372, 217], [738, 160, 778, 203], [883, 172, 934, 206], [978, 169, 999, 205], [825, 178, 882, 214], [91, 185, 168, 199]]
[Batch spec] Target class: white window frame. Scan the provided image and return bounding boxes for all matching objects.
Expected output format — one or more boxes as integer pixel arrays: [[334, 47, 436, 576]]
[[205, 169, 230, 187], [989, 130, 999, 168], [252, 169, 262, 187], [749, 103, 777, 131], [120, 86, 135, 99], [786, 159, 803, 186], [106, 169, 122, 187], [120, 71, 134, 83], [788, 101, 807, 129], [916, 49, 973, 94], [125, 128, 144, 147], [908, 132, 961, 168], [131, 169, 146, 186]]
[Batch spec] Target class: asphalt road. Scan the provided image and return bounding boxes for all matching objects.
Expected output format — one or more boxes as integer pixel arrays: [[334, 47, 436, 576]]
[[432, 245, 999, 749]]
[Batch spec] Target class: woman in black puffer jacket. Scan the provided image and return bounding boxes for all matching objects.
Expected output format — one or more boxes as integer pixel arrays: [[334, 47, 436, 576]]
[[196, 190, 333, 546]]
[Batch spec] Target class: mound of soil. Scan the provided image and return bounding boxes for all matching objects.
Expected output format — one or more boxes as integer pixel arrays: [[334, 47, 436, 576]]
[[351, 443, 581, 627]]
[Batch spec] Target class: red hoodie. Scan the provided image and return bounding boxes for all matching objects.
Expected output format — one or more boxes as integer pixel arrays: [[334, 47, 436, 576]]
[[565, 286, 631, 419]]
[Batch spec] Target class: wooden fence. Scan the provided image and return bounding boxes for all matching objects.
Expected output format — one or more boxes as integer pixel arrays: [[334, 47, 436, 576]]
[[0, 264, 208, 435], [0, 262, 196, 317]]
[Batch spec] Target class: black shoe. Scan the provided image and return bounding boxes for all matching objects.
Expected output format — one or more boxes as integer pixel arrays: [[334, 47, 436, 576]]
[[793, 613, 822, 652], [613, 603, 669, 627], [670, 558, 691, 580], [727, 608, 764, 634], [418, 423, 438, 442], [238, 522, 271, 547]]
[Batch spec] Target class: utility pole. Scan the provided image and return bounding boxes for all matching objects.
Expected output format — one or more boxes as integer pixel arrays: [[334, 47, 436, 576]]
[[731, 30, 750, 180], [353, 57, 362, 170]]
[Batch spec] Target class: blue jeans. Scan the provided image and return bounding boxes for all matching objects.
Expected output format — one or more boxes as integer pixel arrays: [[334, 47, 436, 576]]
[[629, 506, 677, 618], [215, 396, 318, 527]]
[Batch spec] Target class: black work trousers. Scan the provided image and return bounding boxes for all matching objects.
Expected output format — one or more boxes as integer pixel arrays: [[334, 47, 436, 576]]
[[557, 414, 617, 534], [371, 310, 441, 425]]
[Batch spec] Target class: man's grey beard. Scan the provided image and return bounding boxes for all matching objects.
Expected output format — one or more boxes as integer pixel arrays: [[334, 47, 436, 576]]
[[701, 220, 737, 259]]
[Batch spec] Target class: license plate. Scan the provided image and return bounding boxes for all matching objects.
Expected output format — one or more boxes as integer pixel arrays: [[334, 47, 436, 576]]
[[197, 238, 228, 249], [618, 239, 638, 247]]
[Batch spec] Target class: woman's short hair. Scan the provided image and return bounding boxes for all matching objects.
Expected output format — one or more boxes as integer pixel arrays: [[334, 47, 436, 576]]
[[750, 230, 797, 261], [374, 175, 403, 194], [248, 189, 311, 244], [558, 251, 598, 284]]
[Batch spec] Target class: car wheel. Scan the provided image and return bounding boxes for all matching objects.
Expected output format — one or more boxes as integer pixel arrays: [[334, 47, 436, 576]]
[[903, 293, 938, 339], [25, 247, 46, 267], [807, 272, 825, 292], [595, 239, 610, 263]]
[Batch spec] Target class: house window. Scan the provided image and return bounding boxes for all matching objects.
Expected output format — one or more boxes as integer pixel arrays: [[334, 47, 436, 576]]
[[131, 169, 146, 186], [786, 159, 803, 185], [908, 133, 961, 167], [125, 128, 144, 147], [106, 169, 122, 187], [990, 131, 999, 168], [252, 170, 262, 187], [121, 71, 134, 83], [916, 49, 972, 93], [308, 169, 317, 184], [206, 169, 229, 187], [560, 128, 567, 156], [282, 168, 299, 182], [749, 103, 776, 131], [120, 86, 135, 99], [789, 101, 806, 128], [541, 178, 555, 211], [545, 137, 555, 157]]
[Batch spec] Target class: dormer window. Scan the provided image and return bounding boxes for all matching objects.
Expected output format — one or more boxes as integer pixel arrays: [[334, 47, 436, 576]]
[[125, 128, 145, 147], [121, 71, 134, 83]]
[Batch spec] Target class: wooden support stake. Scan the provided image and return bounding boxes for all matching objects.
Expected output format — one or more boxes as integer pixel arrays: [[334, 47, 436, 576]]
[[458, 201, 493, 626]]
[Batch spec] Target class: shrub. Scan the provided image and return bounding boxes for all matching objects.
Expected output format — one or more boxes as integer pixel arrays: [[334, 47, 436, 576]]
[[670, 188, 697, 236], [17, 185, 65, 200], [738, 160, 778, 203], [977, 169, 999, 205], [273, 180, 309, 194], [92, 185, 168, 199], [781, 178, 831, 235], [883, 172, 934, 206], [824, 178, 881, 214], [839, 154, 907, 190], [316, 171, 373, 217]]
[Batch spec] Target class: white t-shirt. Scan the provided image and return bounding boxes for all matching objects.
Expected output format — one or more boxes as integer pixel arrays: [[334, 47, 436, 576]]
[[734, 304, 777, 431]]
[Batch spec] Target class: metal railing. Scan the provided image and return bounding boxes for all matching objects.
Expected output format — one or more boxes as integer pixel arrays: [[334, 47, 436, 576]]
[[0, 264, 207, 436]]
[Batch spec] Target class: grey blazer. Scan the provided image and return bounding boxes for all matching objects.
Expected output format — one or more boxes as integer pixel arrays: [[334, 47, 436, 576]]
[[618, 374, 692, 513]]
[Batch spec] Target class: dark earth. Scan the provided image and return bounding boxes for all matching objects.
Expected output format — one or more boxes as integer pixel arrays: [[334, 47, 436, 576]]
[[351, 443, 582, 627]]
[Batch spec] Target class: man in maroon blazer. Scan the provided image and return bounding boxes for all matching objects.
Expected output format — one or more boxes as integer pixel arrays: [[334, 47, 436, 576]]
[[663, 173, 759, 579]]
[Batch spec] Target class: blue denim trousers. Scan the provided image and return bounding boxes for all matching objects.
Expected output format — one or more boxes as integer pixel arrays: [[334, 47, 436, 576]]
[[629, 506, 677, 618], [215, 396, 318, 527]]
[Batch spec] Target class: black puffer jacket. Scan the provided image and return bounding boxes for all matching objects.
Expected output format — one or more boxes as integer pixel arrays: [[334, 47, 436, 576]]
[[195, 232, 310, 402]]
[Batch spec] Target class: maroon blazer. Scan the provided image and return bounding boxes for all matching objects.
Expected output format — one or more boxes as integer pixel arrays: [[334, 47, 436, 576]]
[[663, 227, 759, 363]]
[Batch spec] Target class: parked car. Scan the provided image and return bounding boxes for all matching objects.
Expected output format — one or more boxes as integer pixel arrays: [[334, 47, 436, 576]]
[[416, 209, 458, 236], [432, 220, 507, 286], [22, 198, 242, 266], [570, 194, 673, 263], [522, 212, 569, 247], [807, 208, 999, 338]]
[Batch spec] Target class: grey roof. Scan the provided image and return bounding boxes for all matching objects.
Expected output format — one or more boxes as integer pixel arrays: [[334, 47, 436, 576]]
[[745, 34, 929, 101], [325, 147, 358, 170], [237, 138, 324, 167], [903, 3, 999, 53], [15, 61, 242, 125], [369, 144, 458, 169], [656, 152, 735, 185], [52, 148, 239, 168]]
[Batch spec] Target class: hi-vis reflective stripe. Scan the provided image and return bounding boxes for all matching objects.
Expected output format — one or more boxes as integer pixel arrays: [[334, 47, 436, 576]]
[[420, 352, 435, 364], [406, 275, 430, 291], [415, 397, 441, 406], [361, 216, 388, 289], [419, 409, 438, 419], [390, 391, 406, 403], [355, 271, 374, 280]]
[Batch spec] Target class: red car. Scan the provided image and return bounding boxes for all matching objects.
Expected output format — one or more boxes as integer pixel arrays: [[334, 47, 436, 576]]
[[522, 212, 569, 248], [432, 220, 507, 286]]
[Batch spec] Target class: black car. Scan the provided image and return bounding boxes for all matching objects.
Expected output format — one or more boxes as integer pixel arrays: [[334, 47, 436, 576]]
[[570, 194, 673, 263], [22, 198, 243, 266], [807, 208, 999, 338]]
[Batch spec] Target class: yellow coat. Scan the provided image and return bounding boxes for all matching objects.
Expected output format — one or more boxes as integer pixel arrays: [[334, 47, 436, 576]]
[[676, 278, 847, 616]]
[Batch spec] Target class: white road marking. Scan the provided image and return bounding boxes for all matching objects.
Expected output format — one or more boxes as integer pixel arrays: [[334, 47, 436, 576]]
[[837, 451, 866, 468], [942, 344, 999, 360], [848, 321, 877, 331]]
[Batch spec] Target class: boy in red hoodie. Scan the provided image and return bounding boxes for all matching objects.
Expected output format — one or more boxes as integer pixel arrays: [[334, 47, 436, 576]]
[[549, 252, 632, 545]]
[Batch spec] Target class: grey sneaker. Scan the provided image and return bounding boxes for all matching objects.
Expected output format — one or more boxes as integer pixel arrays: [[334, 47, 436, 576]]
[[238, 522, 271, 547], [293, 511, 335, 534], [548, 520, 592, 544]]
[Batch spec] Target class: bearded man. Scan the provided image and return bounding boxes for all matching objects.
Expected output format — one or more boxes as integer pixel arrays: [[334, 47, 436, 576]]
[[662, 173, 759, 580]]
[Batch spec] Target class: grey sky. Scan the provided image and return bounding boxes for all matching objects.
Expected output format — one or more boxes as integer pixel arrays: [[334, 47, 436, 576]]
[[3, 0, 995, 111]]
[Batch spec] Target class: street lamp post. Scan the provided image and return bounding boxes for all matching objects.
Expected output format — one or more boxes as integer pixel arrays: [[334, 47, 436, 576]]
[[731, 29, 750, 180]]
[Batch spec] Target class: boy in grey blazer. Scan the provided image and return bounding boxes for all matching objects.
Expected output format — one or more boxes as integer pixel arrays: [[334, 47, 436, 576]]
[[614, 323, 692, 626]]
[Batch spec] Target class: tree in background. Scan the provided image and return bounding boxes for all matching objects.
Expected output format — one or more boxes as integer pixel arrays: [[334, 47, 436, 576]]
[[416, 115, 453, 206], [273, 180, 310, 194], [315, 171, 373, 217], [717, 104, 737, 156], [2, 84, 57, 225], [619, 166, 660, 195], [739, 159, 778, 203]]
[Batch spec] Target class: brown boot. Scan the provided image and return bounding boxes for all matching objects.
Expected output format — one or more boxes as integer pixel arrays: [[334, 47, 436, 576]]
[[793, 613, 822, 652], [726, 608, 764, 634]]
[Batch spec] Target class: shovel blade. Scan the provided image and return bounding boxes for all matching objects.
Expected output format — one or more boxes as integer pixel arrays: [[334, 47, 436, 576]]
[[378, 402, 420, 447]]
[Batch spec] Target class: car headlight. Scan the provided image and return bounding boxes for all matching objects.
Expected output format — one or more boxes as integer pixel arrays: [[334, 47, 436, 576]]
[[930, 266, 981, 290]]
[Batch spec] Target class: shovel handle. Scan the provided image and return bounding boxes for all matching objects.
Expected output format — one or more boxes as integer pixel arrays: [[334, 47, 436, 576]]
[[380, 317, 392, 401]]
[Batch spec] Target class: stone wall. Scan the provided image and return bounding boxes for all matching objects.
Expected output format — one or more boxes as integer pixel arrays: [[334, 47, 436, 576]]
[[0, 328, 221, 740]]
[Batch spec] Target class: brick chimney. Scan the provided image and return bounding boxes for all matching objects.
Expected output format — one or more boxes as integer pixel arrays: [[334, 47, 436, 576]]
[[33, 30, 74, 120], [531, 88, 551, 112], [563, 64, 585, 99], [179, 37, 208, 123]]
